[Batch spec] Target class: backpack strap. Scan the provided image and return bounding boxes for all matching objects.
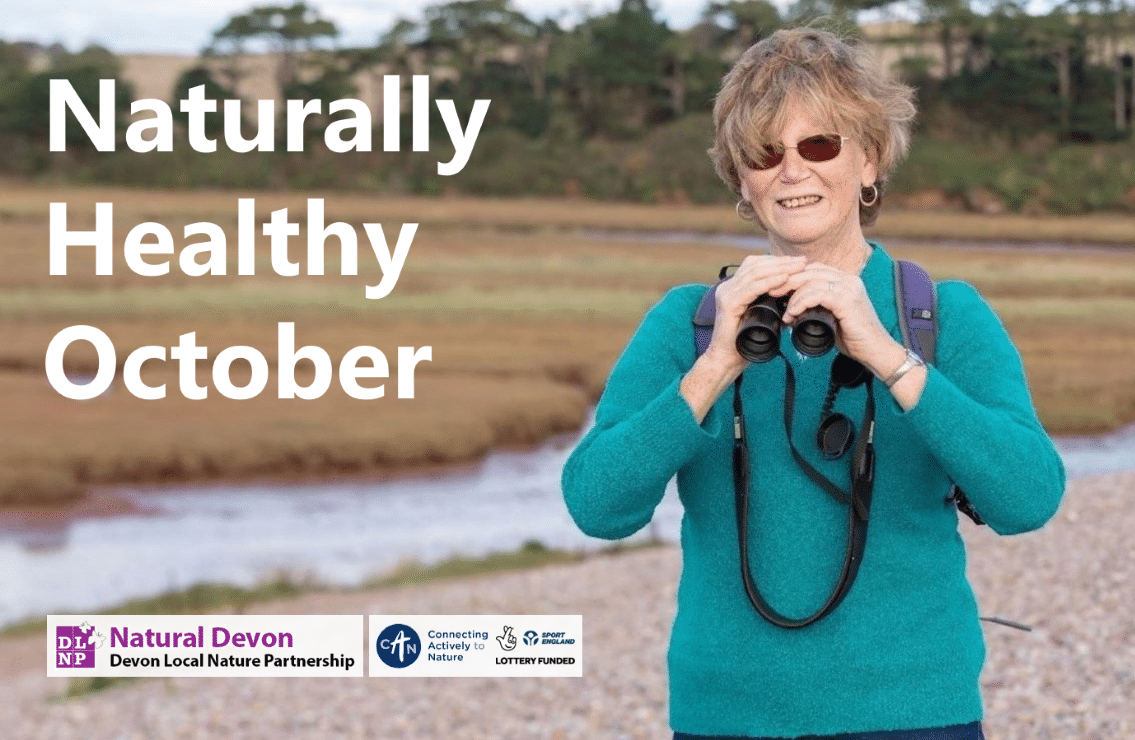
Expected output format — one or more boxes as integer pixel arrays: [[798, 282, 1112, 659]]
[[693, 265, 736, 357], [894, 260, 984, 526], [693, 284, 718, 357], [893, 260, 938, 364]]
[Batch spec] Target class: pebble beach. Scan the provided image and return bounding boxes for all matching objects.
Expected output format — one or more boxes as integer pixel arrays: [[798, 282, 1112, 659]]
[[1, 470, 1131, 739]]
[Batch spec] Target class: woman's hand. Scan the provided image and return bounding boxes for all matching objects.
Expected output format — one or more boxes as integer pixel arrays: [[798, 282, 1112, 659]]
[[705, 254, 807, 370], [769, 261, 892, 368], [680, 254, 806, 422], [769, 260, 926, 409]]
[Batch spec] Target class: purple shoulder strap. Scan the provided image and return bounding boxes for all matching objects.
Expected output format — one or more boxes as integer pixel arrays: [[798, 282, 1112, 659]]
[[693, 284, 719, 356], [893, 260, 938, 364]]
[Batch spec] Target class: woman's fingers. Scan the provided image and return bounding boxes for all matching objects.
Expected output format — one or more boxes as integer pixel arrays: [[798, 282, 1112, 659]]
[[734, 254, 808, 283], [719, 255, 806, 312], [769, 263, 852, 321], [783, 290, 840, 329], [768, 262, 839, 296], [703, 255, 806, 368]]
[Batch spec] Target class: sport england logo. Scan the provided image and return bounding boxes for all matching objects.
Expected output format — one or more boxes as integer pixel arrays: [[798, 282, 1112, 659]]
[[376, 624, 421, 668], [496, 626, 517, 651], [523, 630, 539, 646], [56, 621, 105, 668]]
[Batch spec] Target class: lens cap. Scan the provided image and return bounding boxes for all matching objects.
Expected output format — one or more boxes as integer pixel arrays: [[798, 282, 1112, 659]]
[[817, 413, 855, 460]]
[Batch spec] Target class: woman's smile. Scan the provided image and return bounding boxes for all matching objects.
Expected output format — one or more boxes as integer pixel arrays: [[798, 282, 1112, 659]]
[[776, 194, 823, 209]]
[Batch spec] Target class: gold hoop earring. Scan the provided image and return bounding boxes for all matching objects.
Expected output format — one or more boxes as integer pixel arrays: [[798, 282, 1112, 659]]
[[736, 200, 754, 221], [860, 185, 878, 207]]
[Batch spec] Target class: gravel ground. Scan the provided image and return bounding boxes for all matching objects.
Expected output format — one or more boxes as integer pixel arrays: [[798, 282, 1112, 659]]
[[1, 470, 1131, 740]]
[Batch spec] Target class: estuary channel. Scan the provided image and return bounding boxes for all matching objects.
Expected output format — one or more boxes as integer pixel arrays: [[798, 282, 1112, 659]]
[[1, 414, 1133, 627]]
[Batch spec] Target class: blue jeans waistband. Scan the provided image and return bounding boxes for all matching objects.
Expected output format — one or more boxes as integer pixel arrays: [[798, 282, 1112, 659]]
[[673, 720, 985, 740]]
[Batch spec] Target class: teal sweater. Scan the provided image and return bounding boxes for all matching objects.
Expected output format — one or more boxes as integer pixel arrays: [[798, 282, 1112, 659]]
[[561, 243, 1065, 738]]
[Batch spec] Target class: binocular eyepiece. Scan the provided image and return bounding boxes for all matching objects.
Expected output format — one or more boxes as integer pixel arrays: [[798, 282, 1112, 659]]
[[736, 293, 837, 363]]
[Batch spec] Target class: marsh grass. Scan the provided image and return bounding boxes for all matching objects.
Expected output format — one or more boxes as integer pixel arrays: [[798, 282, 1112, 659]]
[[0, 285, 666, 322], [58, 676, 141, 700], [368, 538, 665, 590], [1, 580, 308, 639], [367, 539, 582, 589], [5, 185, 1135, 246]]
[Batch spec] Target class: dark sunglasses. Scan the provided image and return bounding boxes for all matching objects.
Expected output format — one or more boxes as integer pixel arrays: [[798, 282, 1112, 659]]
[[742, 134, 850, 171]]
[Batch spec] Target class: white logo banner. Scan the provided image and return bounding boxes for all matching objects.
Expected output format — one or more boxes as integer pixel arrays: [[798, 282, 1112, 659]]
[[48, 615, 363, 677], [369, 615, 582, 677]]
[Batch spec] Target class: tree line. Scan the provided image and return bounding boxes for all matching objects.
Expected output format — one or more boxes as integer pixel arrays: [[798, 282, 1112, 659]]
[[1, 0, 1133, 211]]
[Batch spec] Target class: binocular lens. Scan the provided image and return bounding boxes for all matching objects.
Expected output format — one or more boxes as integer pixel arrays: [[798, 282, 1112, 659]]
[[736, 302, 782, 363], [736, 326, 779, 363], [733, 295, 836, 363], [793, 312, 835, 357]]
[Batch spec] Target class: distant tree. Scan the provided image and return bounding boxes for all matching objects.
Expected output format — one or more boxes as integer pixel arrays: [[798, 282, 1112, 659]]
[[412, 0, 559, 135], [205, 2, 340, 99], [1071, 0, 1134, 130], [516, 18, 561, 101], [925, 4, 1132, 140], [0, 42, 31, 140], [373, 17, 429, 77], [1, 44, 133, 149], [916, 0, 979, 77], [575, 0, 676, 135], [703, 0, 782, 53], [780, 0, 861, 27], [423, 0, 538, 73], [171, 66, 234, 137]]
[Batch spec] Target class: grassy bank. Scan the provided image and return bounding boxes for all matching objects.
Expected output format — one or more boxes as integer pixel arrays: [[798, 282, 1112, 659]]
[[1, 185, 1133, 506], [0, 539, 646, 639], [3, 184, 1135, 244]]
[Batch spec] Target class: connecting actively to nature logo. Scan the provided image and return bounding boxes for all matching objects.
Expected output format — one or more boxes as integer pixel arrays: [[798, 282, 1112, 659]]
[[376, 623, 421, 668]]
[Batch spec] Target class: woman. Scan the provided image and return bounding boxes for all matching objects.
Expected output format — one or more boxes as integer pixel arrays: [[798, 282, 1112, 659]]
[[561, 28, 1065, 740]]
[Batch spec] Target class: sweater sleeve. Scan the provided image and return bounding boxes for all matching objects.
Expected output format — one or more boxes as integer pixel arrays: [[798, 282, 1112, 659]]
[[561, 286, 725, 540], [899, 280, 1066, 535]]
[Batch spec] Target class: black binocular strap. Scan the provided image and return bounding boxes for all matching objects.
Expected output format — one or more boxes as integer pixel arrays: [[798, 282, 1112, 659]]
[[732, 358, 875, 629]]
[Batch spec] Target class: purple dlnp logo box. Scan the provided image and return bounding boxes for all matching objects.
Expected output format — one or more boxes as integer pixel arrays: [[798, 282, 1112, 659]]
[[56, 624, 99, 668]]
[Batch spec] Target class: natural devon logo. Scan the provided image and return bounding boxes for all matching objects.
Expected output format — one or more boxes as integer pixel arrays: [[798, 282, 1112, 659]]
[[56, 621, 105, 668]]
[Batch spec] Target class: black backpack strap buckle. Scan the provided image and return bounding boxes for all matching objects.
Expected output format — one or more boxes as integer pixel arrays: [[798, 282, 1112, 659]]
[[946, 485, 985, 525]]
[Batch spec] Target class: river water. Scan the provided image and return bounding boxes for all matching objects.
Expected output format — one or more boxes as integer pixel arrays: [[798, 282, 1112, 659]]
[[585, 230, 1133, 254], [1, 415, 1132, 628]]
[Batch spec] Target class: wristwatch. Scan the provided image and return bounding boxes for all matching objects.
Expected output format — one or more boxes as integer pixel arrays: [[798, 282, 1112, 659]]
[[883, 349, 925, 388]]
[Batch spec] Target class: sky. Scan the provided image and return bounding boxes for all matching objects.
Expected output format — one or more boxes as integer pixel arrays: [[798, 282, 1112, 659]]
[[3, 0, 724, 56]]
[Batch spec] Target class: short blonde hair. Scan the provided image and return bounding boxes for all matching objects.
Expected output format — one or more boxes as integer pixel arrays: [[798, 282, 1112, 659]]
[[709, 28, 916, 226]]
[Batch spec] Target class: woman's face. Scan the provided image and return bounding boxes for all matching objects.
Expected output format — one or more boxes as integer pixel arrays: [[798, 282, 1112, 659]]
[[738, 104, 877, 253]]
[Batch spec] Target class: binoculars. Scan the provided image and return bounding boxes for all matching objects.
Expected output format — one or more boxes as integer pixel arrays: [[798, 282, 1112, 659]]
[[736, 293, 837, 363]]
